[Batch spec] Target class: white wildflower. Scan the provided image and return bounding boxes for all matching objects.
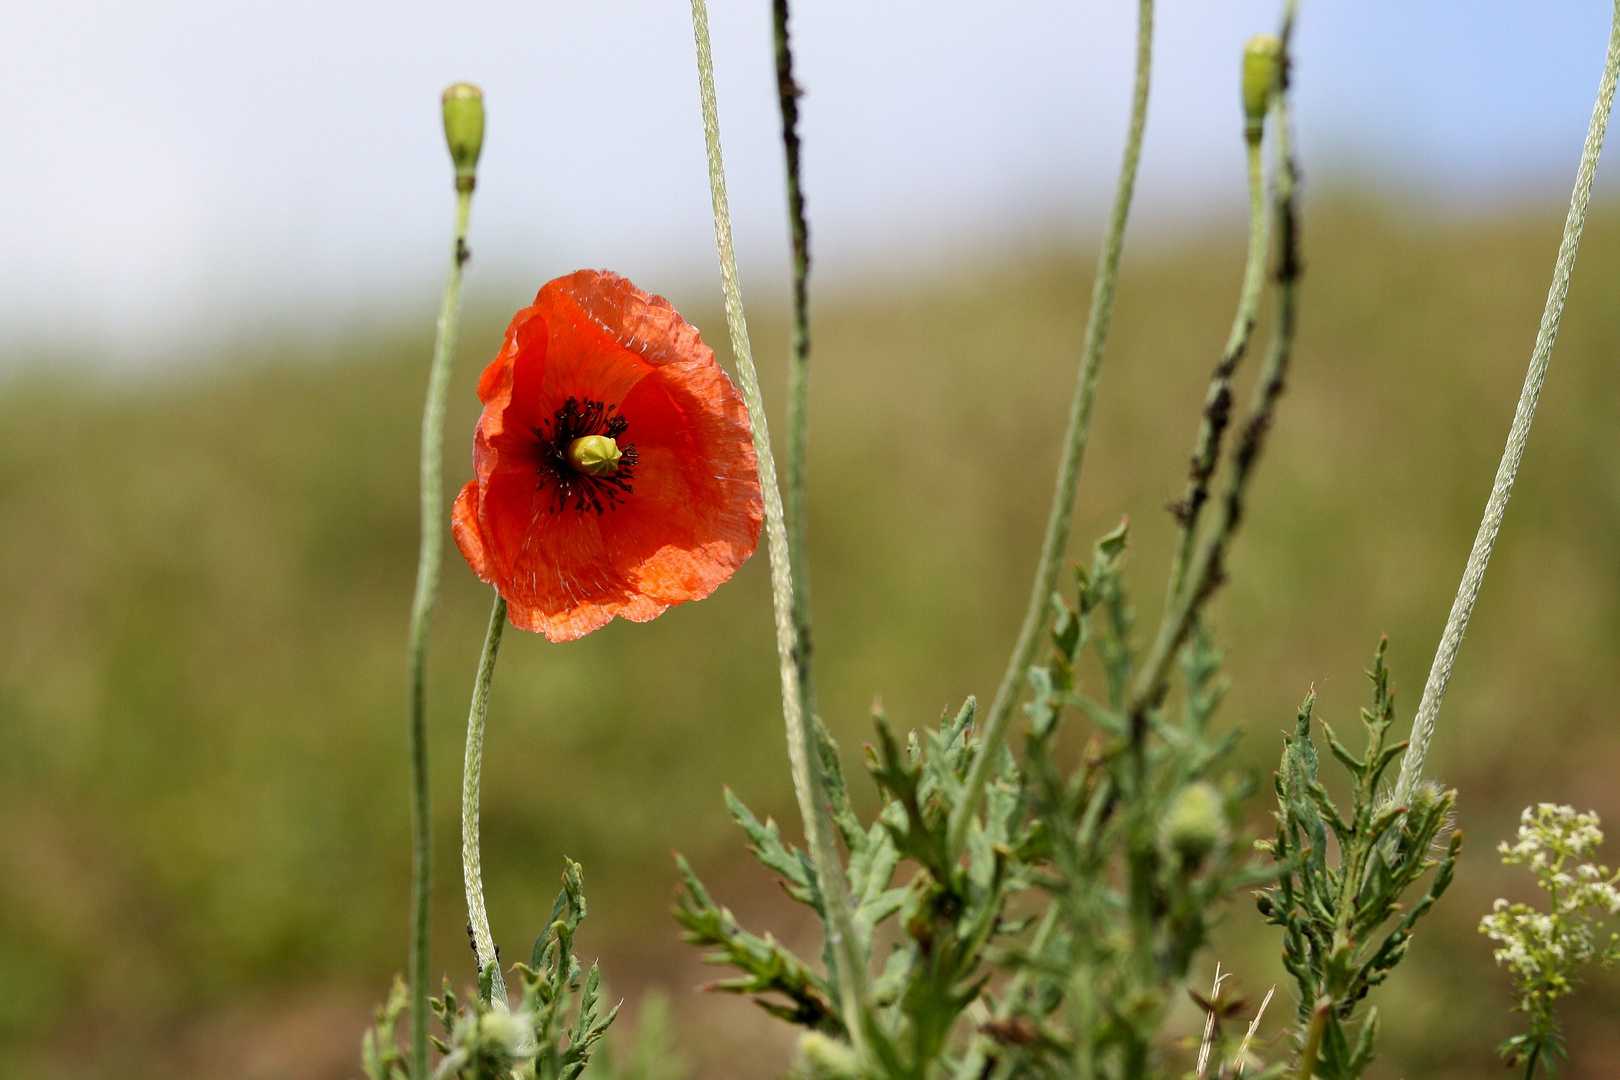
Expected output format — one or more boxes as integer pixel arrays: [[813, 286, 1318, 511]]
[[1481, 804, 1620, 1067]]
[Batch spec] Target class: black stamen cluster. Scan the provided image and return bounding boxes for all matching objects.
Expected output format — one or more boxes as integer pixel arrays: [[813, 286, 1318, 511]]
[[532, 397, 638, 515]]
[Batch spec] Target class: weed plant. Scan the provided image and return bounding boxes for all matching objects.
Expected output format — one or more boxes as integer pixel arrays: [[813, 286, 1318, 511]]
[[361, 0, 1620, 1077]]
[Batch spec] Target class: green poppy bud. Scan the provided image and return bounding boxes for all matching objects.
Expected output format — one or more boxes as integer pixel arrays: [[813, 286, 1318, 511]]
[[567, 435, 623, 477], [1242, 35, 1281, 142], [799, 1032, 861, 1080], [442, 83, 485, 190], [1166, 781, 1227, 862]]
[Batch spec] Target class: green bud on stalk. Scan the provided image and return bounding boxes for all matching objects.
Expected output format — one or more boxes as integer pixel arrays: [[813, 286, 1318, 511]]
[[442, 82, 485, 191], [1242, 35, 1280, 143], [1165, 781, 1227, 862]]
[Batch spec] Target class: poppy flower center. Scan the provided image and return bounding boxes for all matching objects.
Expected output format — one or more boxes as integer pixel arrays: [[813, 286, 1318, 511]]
[[531, 397, 639, 515], [567, 435, 623, 476]]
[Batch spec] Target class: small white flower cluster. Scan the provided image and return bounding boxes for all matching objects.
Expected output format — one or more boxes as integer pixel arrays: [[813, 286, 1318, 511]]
[[1500, 804, 1608, 869], [1480, 805, 1620, 1014]]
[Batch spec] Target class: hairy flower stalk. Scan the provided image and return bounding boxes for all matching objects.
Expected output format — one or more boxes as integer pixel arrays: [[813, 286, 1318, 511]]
[[1393, 0, 1620, 805], [406, 81, 483, 1080], [462, 594, 509, 1007], [689, 0, 874, 1053], [948, 0, 1155, 857]]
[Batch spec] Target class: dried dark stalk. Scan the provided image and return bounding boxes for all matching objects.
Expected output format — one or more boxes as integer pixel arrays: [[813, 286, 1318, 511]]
[[773, 0, 817, 717], [1129, 6, 1300, 720]]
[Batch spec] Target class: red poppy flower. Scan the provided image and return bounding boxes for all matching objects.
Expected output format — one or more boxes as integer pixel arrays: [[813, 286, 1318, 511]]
[[452, 270, 763, 641]]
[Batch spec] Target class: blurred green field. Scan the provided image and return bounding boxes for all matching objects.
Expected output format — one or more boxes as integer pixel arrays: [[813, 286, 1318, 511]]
[[2, 197, 1619, 1079]]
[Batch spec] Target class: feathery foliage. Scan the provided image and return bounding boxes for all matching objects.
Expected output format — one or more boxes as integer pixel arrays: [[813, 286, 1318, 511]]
[[1257, 641, 1461, 1080]]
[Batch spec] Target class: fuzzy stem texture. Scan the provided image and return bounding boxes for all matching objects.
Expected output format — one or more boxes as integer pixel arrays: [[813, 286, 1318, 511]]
[[689, 0, 873, 1053], [461, 593, 508, 1007], [1393, 0, 1620, 804], [948, 0, 1155, 857], [407, 183, 473, 1077]]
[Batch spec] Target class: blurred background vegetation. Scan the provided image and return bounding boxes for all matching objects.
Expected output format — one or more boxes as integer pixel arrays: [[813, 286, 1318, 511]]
[[1, 196, 1618, 1079]]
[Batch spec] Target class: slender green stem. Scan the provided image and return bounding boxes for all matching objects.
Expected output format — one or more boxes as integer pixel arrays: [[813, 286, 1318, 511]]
[[1129, 8, 1300, 718], [774, 0, 817, 715], [461, 593, 508, 1007], [1522, 1043, 1542, 1080], [407, 182, 474, 1077], [947, 0, 1155, 858], [689, 0, 873, 1054], [1393, 0, 1620, 805], [1164, 136, 1269, 612], [1294, 997, 1330, 1080]]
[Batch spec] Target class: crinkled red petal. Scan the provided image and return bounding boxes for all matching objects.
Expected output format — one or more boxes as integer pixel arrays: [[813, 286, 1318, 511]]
[[454, 269, 762, 641]]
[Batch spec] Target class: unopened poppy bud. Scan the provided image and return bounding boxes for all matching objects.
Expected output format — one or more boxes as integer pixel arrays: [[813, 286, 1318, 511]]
[[1242, 35, 1281, 141], [442, 83, 485, 190], [1166, 781, 1227, 862], [567, 435, 623, 477]]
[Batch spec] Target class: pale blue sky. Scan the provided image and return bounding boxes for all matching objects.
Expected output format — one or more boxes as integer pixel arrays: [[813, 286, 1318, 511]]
[[1, 1, 1614, 359]]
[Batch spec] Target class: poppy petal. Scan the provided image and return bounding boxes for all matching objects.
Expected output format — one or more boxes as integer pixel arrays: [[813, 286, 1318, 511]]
[[452, 480, 492, 582], [453, 270, 762, 640]]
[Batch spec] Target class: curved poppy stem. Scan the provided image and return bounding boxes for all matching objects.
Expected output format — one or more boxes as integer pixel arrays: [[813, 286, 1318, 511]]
[[690, 0, 875, 1057], [774, 0, 816, 716], [946, 0, 1155, 859], [461, 592, 508, 1007], [1393, 0, 1620, 806], [1130, 4, 1299, 719], [406, 178, 475, 1076], [1163, 133, 1268, 615]]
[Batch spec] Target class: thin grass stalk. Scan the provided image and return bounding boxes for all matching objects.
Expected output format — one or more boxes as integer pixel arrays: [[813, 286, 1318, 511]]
[[1164, 135, 1269, 612], [1392, 0, 1620, 805], [1129, 4, 1299, 716], [1195, 964, 1228, 1078], [1234, 985, 1276, 1076], [774, 0, 816, 712], [461, 593, 509, 1006], [688, 0, 873, 1052], [947, 0, 1156, 857], [406, 179, 474, 1077]]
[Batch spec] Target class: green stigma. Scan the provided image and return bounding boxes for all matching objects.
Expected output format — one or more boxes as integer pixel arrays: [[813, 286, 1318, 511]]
[[566, 435, 623, 477]]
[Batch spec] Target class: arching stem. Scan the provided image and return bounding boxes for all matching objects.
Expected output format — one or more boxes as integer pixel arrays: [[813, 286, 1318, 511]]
[[947, 0, 1156, 858], [1393, 0, 1620, 804], [407, 176, 475, 1075], [689, 0, 875, 1056], [461, 593, 508, 1006]]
